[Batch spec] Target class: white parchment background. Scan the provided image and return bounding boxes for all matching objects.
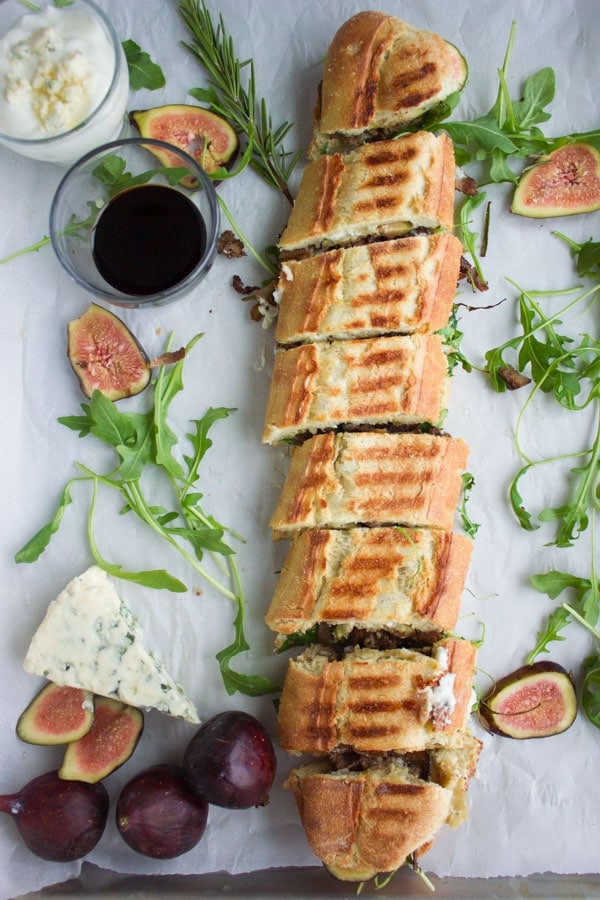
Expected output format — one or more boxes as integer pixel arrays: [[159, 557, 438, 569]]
[[0, 0, 599, 895]]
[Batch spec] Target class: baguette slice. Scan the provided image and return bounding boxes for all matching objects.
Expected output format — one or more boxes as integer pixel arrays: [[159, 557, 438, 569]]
[[279, 132, 456, 256], [262, 333, 449, 444], [269, 431, 469, 536], [309, 11, 468, 157], [265, 527, 472, 637], [275, 233, 463, 345], [284, 730, 481, 882], [277, 639, 477, 754]]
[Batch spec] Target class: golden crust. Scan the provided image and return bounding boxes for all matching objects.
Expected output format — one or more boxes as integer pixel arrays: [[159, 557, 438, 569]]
[[264, 527, 473, 634], [279, 132, 456, 254], [274, 233, 463, 345], [277, 639, 477, 754], [283, 731, 481, 882], [269, 431, 470, 536], [309, 12, 467, 156], [285, 762, 451, 879], [262, 333, 449, 444]]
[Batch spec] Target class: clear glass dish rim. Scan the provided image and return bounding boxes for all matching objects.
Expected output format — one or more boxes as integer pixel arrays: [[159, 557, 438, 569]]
[[49, 137, 220, 306], [0, 0, 125, 147]]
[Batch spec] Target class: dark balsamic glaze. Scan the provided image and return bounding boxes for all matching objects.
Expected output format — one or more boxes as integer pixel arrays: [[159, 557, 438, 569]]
[[93, 184, 206, 296]]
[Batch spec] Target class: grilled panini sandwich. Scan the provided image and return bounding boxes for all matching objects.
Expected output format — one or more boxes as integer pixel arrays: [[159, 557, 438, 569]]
[[277, 638, 477, 754], [275, 233, 463, 345], [284, 730, 481, 882], [262, 333, 449, 444], [309, 10, 468, 157], [269, 431, 469, 537], [262, 10, 478, 882], [265, 526, 473, 640], [278, 131, 455, 257]]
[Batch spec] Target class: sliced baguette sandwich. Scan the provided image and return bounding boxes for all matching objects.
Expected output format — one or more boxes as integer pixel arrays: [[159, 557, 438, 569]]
[[309, 11, 467, 158], [284, 729, 481, 881], [277, 638, 477, 754], [278, 131, 456, 257], [265, 526, 472, 639], [262, 333, 449, 444], [275, 233, 463, 345], [269, 431, 469, 537]]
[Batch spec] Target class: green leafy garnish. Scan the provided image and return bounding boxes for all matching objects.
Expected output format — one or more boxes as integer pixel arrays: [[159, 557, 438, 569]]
[[458, 472, 480, 539], [177, 0, 302, 204], [122, 39, 166, 90], [15, 335, 278, 697], [441, 22, 600, 184], [437, 308, 473, 375]]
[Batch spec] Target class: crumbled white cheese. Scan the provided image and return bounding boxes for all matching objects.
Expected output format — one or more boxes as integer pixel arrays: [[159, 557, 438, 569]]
[[0, 4, 118, 141], [426, 644, 456, 726]]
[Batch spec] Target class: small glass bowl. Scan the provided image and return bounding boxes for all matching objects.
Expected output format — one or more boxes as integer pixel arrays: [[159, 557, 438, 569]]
[[49, 137, 220, 308], [0, 0, 128, 165]]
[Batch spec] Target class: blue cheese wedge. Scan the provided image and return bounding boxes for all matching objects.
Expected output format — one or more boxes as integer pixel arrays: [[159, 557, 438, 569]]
[[23, 566, 200, 724]]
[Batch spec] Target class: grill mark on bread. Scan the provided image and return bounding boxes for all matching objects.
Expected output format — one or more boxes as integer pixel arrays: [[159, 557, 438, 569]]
[[393, 61, 438, 93]]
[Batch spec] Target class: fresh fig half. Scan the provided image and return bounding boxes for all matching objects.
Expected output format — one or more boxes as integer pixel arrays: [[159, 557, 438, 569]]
[[479, 661, 577, 739], [512, 142, 600, 218], [130, 104, 239, 187], [59, 696, 144, 783], [67, 304, 185, 401], [67, 304, 150, 400], [16, 683, 94, 746]]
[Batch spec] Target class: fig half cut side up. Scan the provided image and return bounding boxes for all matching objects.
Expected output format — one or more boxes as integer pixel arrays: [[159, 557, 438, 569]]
[[59, 696, 144, 784], [67, 304, 185, 401], [512, 142, 600, 218], [479, 661, 577, 739], [130, 104, 239, 187], [16, 683, 94, 746]]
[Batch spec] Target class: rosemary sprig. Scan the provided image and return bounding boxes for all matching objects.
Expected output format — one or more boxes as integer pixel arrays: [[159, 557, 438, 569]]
[[177, 0, 302, 203]]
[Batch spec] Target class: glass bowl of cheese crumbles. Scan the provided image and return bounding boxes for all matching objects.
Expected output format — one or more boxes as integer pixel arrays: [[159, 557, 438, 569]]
[[0, 0, 129, 165]]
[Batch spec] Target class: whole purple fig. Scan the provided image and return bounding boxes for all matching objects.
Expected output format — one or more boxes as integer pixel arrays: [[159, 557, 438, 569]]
[[116, 764, 208, 858], [0, 769, 108, 861]]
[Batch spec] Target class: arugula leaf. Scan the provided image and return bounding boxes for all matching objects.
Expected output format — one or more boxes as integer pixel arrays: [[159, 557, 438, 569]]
[[216, 562, 280, 696], [582, 655, 600, 728], [14, 482, 76, 563], [553, 232, 600, 279], [457, 192, 488, 288], [122, 39, 166, 90], [438, 23, 600, 185], [458, 472, 480, 538], [527, 571, 597, 665], [525, 605, 570, 665]]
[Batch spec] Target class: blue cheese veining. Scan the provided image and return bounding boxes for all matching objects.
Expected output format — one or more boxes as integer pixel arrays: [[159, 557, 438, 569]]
[[0, 3, 117, 139], [23, 566, 200, 724]]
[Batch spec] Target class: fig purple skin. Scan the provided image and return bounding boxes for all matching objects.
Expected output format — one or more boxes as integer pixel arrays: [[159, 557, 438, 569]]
[[479, 660, 577, 739], [0, 769, 108, 861], [183, 711, 277, 809], [116, 763, 208, 859]]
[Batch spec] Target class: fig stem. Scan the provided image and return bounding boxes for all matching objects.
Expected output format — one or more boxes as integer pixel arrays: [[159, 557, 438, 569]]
[[0, 795, 18, 814]]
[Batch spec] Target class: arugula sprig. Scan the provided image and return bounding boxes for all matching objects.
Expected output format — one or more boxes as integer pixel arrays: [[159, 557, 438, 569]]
[[0, 155, 193, 266], [483, 276, 600, 547], [15, 335, 278, 697], [177, 0, 302, 204], [441, 21, 600, 183]]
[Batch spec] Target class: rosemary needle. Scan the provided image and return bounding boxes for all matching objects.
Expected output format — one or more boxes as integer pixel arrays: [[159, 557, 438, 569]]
[[177, 0, 302, 204]]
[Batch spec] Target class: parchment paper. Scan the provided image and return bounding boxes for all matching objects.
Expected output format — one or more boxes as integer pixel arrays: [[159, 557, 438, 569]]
[[1, 0, 599, 895]]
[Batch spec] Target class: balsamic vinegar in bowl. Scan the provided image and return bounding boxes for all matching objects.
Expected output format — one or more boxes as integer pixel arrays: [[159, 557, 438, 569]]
[[92, 184, 207, 296], [49, 137, 219, 308]]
